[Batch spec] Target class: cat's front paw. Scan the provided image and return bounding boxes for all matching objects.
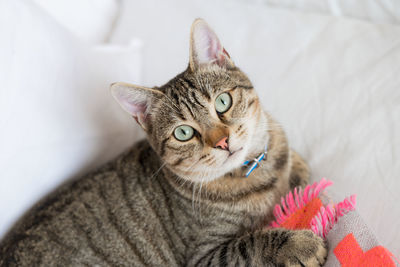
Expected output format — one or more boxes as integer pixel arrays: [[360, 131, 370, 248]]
[[276, 230, 327, 267]]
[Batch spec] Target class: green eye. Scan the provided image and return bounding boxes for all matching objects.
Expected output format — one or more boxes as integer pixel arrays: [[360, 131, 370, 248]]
[[174, 125, 194, 141], [215, 92, 232, 113]]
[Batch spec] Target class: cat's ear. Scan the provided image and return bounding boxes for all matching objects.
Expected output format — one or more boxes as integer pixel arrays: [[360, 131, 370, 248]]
[[189, 18, 234, 71], [110, 82, 162, 130]]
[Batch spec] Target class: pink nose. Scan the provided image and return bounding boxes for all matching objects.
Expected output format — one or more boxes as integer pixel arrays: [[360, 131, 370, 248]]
[[215, 137, 229, 150]]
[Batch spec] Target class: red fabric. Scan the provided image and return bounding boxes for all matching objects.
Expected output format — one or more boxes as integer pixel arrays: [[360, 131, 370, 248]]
[[334, 233, 395, 267], [281, 197, 323, 230]]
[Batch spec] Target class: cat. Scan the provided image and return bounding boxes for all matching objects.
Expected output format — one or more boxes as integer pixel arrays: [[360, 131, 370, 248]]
[[0, 19, 326, 266]]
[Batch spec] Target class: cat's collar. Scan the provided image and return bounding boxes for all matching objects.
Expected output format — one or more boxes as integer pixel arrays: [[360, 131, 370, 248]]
[[242, 144, 268, 177]]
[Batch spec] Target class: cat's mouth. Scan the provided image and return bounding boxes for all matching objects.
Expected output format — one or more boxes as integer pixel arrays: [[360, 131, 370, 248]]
[[224, 147, 243, 163]]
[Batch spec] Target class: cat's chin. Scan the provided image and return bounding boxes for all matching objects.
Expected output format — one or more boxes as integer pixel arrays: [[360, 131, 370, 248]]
[[174, 146, 249, 183], [202, 147, 248, 182], [222, 148, 245, 167]]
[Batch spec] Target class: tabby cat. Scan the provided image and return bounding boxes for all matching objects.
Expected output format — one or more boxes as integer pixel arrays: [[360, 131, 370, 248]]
[[0, 19, 327, 266]]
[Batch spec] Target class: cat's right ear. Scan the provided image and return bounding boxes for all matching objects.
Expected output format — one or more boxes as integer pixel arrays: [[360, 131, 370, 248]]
[[189, 18, 234, 72], [110, 82, 163, 130]]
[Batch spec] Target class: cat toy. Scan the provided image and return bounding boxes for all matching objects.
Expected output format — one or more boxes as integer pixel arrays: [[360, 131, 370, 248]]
[[269, 178, 399, 266]]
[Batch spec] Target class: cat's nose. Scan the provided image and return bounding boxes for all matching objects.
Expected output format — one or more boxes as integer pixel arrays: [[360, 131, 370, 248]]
[[214, 136, 229, 150]]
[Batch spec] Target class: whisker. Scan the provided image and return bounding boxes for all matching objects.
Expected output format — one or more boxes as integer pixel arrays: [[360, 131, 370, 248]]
[[180, 155, 203, 172], [150, 162, 167, 180]]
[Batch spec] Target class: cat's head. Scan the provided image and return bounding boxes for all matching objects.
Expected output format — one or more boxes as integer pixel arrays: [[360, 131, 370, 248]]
[[111, 19, 267, 182]]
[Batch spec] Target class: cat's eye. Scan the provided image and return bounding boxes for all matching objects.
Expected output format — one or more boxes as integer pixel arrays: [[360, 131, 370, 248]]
[[174, 125, 194, 141], [215, 92, 232, 114]]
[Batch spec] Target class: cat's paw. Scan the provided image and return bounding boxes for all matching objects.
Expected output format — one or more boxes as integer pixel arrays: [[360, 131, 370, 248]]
[[276, 230, 327, 267]]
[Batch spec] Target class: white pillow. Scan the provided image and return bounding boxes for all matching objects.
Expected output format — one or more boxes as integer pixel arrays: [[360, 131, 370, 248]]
[[32, 0, 119, 43], [0, 0, 143, 238]]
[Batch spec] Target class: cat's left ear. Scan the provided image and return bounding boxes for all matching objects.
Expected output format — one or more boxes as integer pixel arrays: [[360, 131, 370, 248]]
[[189, 18, 234, 72], [110, 82, 163, 130]]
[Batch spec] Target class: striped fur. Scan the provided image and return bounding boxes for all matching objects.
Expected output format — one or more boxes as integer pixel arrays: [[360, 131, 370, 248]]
[[0, 19, 327, 266]]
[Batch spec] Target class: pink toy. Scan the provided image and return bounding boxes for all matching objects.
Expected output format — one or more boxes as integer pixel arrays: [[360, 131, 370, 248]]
[[269, 178, 399, 266]]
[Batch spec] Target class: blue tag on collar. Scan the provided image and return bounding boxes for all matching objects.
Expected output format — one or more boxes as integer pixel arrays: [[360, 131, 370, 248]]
[[242, 144, 268, 177]]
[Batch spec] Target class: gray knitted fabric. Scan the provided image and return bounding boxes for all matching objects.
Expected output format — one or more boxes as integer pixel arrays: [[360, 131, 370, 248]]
[[324, 211, 399, 266]]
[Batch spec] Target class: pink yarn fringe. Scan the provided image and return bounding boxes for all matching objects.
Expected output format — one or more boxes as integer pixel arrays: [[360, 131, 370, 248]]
[[311, 195, 356, 238], [270, 178, 332, 228], [270, 178, 357, 238]]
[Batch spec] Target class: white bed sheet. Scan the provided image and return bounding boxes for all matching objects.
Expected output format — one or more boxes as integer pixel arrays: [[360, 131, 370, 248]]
[[244, 0, 400, 25], [111, 0, 400, 252]]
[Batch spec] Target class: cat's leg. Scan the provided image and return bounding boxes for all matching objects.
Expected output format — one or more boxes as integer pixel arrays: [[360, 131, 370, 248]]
[[289, 150, 310, 190], [189, 228, 327, 267]]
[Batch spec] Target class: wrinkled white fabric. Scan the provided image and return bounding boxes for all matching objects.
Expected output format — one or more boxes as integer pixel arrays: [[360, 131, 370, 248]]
[[238, 0, 400, 25]]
